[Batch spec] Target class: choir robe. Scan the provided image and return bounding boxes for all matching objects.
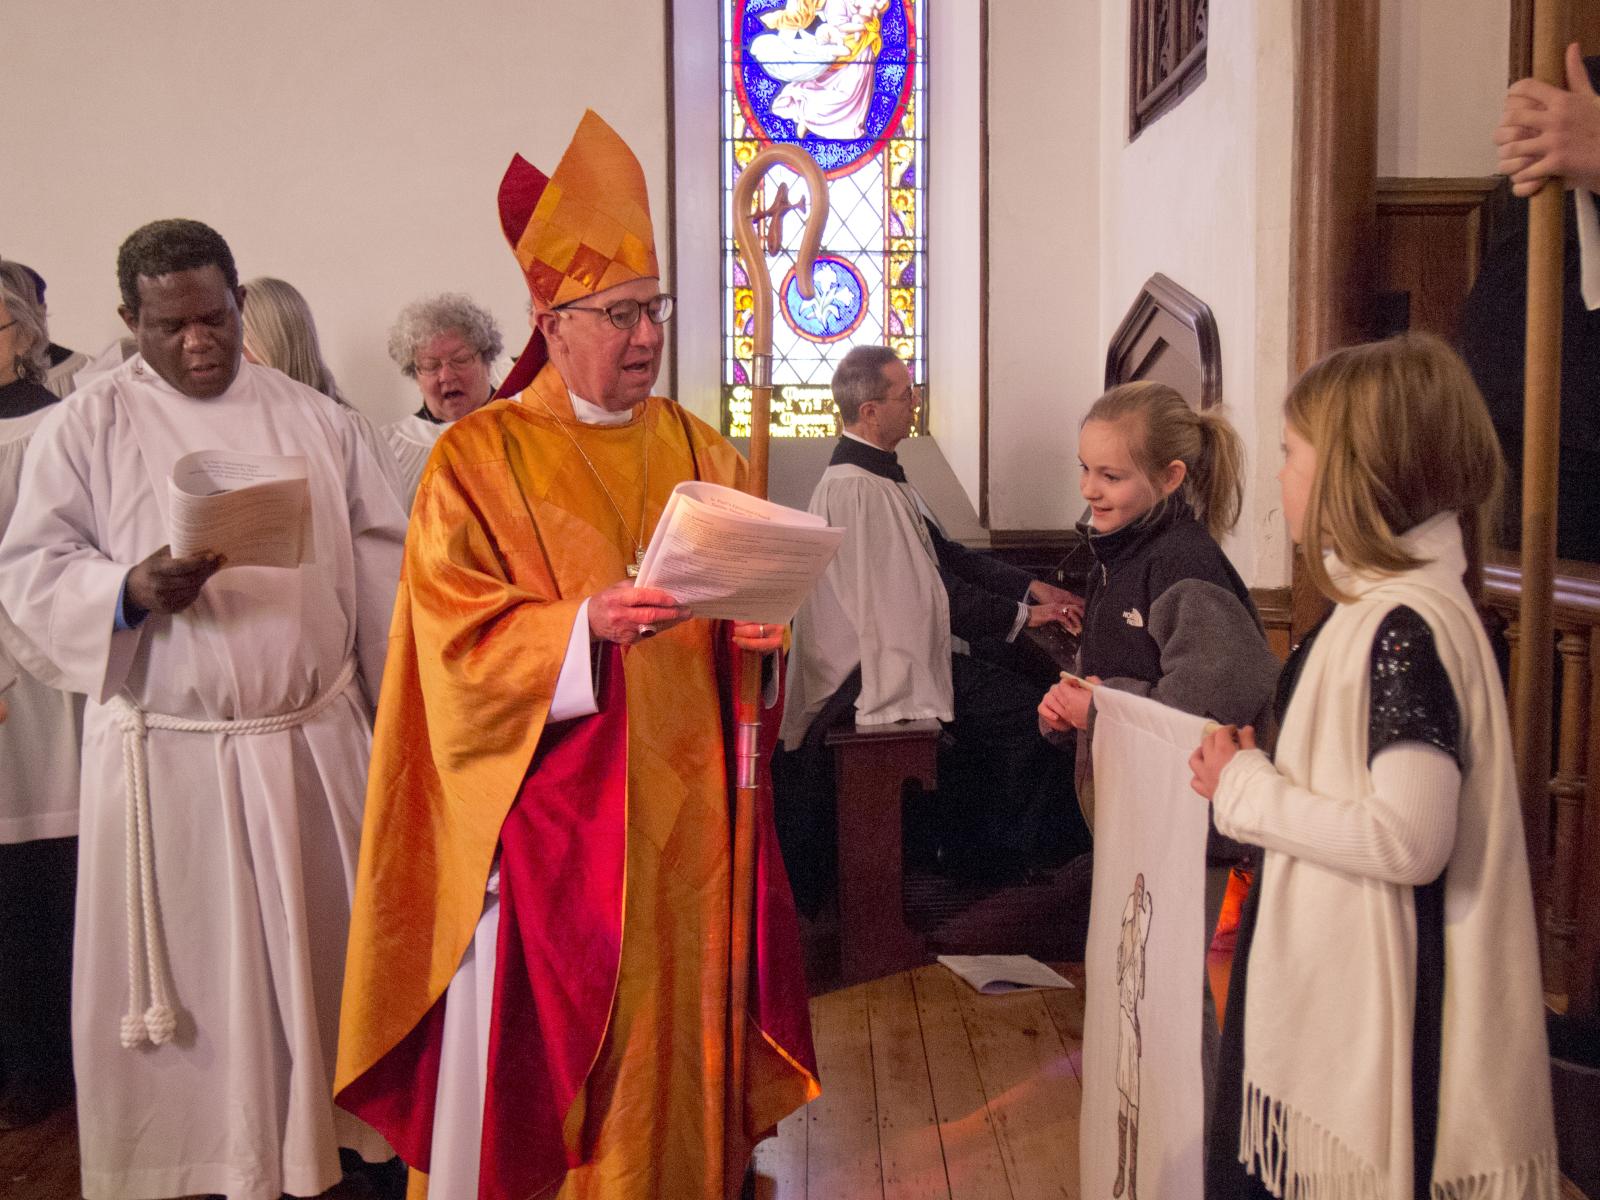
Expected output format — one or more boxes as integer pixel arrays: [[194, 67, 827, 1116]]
[[0, 406, 81, 844], [381, 411, 446, 508], [336, 362, 819, 1200], [0, 355, 405, 1200]]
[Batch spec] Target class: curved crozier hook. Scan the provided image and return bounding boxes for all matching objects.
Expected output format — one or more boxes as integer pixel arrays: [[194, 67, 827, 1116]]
[[731, 144, 830, 496]]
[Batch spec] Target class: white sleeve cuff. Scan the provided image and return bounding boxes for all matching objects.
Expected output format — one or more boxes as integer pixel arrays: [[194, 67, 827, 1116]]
[[547, 598, 600, 722], [1005, 601, 1029, 643], [1578, 189, 1600, 311]]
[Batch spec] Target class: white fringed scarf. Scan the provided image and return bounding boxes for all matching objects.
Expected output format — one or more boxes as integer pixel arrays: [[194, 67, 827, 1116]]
[[1214, 514, 1558, 1199]]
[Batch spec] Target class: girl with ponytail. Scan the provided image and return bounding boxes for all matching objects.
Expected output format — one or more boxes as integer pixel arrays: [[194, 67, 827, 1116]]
[[1037, 382, 1280, 1172], [1038, 381, 1278, 799]]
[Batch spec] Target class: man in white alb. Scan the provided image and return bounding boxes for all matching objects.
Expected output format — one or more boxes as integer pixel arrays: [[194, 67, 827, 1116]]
[[0, 219, 406, 1200], [780, 345, 1086, 889]]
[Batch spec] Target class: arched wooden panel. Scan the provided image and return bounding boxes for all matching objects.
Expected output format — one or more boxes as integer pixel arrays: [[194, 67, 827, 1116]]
[[1103, 272, 1222, 410]]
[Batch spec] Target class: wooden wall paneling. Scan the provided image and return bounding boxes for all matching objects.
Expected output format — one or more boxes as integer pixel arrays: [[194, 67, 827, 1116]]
[[1547, 627, 1592, 1009], [1289, 0, 1380, 640], [1250, 586, 1294, 662], [1578, 628, 1600, 1013], [1374, 178, 1500, 340]]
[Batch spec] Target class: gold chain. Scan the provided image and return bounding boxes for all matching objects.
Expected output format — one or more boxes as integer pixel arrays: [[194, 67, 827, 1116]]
[[535, 396, 650, 575]]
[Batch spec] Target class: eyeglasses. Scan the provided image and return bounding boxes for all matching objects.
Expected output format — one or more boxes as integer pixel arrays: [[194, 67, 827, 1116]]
[[556, 293, 675, 331], [414, 350, 480, 378]]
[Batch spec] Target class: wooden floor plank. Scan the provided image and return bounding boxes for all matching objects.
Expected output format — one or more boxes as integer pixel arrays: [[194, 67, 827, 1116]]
[[1040, 967, 1087, 1085], [957, 984, 1081, 1200], [866, 973, 951, 1200], [806, 982, 884, 1199], [910, 966, 1014, 1200], [0, 1105, 82, 1200], [750, 1093, 808, 1200]]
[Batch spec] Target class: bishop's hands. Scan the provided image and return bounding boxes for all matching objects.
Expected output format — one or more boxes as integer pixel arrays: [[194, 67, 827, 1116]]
[[586, 582, 786, 651], [1496, 42, 1600, 197], [1189, 724, 1255, 801], [731, 622, 785, 654], [1038, 674, 1098, 734], [1027, 579, 1084, 635], [588, 581, 692, 645], [125, 546, 226, 617]]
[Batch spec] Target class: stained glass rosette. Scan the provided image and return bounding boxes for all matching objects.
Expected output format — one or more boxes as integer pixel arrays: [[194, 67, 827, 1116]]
[[721, 0, 927, 439]]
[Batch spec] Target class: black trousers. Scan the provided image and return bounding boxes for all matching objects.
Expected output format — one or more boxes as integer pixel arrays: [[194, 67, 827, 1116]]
[[773, 652, 1087, 914], [0, 836, 76, 1102], [929, 652, 1086, 869]]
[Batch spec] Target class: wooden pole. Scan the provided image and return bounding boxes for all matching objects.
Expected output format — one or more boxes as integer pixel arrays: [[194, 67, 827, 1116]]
[[724, 144, 827, 1192], [1288, 0, 1379, 639], [1514, 0, 1568, 929]]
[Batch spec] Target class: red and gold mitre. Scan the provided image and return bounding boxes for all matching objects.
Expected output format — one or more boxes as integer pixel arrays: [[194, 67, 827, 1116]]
[[494, 110, 659, 399]]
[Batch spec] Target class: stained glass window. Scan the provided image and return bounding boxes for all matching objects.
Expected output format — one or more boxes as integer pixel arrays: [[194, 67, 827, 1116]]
[[721, 0, 927, 439]]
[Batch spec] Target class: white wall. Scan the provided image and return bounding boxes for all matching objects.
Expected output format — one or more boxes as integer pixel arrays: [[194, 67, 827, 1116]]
[[1378, 0, 1509, 177], [1096, 0, 1297, 587], [985, 1, 1102, 529], [4, 0, 670, 425], [669, 0, 724, 427], [925, 3, 985, 507]]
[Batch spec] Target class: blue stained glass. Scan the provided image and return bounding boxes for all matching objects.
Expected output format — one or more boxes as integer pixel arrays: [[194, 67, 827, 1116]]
[[721, 0, 928, 439]]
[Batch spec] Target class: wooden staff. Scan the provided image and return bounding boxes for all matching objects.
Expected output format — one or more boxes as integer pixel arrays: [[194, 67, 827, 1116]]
[[1514, 0, 1567, 919], [725, 143, 827, 1189]]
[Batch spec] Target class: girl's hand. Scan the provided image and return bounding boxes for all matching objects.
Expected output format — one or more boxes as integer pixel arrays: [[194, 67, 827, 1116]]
[[1189, 724, 1256, 800], [1038, 676, 1097, 733]]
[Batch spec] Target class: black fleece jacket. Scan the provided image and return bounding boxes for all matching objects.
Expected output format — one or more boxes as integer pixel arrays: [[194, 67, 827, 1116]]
[[1078, 497, 1278, 731]]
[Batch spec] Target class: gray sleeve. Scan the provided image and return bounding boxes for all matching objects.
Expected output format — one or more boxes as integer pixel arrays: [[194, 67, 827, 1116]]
[[1101, 578, 1279, 728]]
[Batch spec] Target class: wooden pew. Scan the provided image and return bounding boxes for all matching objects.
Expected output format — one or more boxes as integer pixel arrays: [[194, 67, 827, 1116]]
[[824, 719, 941, 985]]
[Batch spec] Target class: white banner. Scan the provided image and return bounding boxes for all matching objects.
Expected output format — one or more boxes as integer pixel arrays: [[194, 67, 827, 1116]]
[[1080, 686, 1211, 1200]]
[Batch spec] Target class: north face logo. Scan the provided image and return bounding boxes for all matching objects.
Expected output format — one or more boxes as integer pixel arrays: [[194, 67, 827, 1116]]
[[1123, 608, 1144, 628]]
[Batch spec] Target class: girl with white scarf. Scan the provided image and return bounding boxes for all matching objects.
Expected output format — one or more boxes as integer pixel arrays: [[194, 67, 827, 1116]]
[[1190, 333, 1558, 1199]]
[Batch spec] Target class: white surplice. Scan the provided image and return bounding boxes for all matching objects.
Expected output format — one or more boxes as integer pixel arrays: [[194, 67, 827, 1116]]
[[381, 412, 447, 508], [0, 406, 83, 843], [0, 356, 407, 1200], [780, 461, 954, 748]]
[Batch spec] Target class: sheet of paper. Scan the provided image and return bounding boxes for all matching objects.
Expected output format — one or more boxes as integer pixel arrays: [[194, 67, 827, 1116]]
[[937, 954, 1077, 995], [634, 481, 843, 625], [167, 451, 313, 569]]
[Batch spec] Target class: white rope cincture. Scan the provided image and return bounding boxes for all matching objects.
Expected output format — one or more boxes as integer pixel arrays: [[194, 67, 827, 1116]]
[[107, 655, 358, 1050]]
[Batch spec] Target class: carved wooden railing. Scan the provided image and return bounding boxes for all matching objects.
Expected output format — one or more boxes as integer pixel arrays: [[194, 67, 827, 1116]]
[[1484, 551, 1600, 1018]]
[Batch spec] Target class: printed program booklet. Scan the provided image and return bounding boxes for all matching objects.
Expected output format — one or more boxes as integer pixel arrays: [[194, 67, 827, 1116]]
[[937, 954, 1077, 995], [635, 481, 844, 625]]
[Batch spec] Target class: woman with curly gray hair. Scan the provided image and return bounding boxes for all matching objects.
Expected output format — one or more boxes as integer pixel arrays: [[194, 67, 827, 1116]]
[[0, 262, 55, 420], [383, 293, 503, 504]]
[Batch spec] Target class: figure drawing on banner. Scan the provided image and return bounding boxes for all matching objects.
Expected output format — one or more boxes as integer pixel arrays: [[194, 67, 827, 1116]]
[[748, 0, 893, 139], [1115, 873, 1153, 1200]]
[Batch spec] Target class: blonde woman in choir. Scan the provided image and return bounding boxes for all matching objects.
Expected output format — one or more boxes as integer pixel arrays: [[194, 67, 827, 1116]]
[[241, 276, 405, 503], [1191, 333, 1559, 1199]]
